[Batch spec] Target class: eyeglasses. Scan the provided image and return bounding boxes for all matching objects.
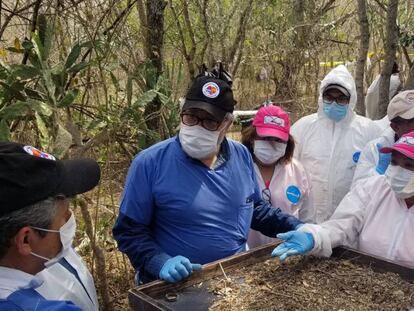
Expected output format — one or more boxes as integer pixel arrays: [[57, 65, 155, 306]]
[[322, 94, 350, 105], [180, 113, 221, 131], [262, 188, 271, 204]]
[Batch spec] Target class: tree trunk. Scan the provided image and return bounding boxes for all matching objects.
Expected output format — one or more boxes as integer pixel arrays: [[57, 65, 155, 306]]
[[226, 0, 253, 75], [378, 0, 399, 118], [404, 64, 414, 90], [143, 0, 166, 145], [355, 0, 370, 116]]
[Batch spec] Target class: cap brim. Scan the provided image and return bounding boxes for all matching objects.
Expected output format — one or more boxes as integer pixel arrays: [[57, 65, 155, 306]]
[[397, 110, 414, 120], [380, 145, 414, 159], [323, 84, 350, 98], [56, 159, 100, 197], [256, 127, 289, 142], [182, 100, 226, 121]]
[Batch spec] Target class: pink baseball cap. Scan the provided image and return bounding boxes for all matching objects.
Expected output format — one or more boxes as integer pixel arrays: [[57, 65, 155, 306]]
[[252, 105, 290, 141], [380, 130, 414, 159]]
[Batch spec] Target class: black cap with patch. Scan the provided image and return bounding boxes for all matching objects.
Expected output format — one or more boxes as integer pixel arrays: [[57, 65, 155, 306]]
[[0, 142, 100, 217], [183, 76, 235, 121]]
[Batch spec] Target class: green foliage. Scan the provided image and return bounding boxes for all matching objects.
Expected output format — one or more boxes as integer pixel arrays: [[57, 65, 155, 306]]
[[0, 15, 89, 158], [400, 32, 414, 48]]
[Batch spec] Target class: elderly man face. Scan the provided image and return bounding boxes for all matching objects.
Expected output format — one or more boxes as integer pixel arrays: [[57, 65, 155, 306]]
[[0, 196, 73, 275], [26, 198, 71, 271]]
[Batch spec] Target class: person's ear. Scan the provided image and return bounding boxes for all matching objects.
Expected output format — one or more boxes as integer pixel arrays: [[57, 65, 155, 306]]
[[223, 114, 234, 128], [14, 227, 35, 256]]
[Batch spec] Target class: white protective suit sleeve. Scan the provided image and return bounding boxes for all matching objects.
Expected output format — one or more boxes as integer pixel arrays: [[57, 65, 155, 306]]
[[373, 115, 390, 133], [297, 180, 369, 257], [365, 74, 401, 120], [365, 76, 380, 119], [352, 127, 395, 186]]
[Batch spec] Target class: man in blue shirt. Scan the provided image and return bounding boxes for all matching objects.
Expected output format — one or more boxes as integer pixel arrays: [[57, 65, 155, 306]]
[[113, 68, 313, 284], [0, 142, 100, 310]]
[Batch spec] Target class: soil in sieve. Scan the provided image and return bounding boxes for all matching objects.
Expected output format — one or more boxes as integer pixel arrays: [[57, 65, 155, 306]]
[[208, 256, 414, 311]]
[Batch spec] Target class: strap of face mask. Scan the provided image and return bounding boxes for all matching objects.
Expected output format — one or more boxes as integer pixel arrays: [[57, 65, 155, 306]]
[[30, 251, 51, 262], [30, 226, 59, 233]]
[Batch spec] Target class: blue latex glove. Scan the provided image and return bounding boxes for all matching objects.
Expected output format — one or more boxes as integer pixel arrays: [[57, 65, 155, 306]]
[[271, 230, 314, 261], [376, 143, 391, 175], [159, 255, 202, 283]]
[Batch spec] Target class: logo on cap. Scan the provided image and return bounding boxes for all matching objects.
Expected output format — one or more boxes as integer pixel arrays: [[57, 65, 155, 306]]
[[23, 146, 56, 161], [264, 116, 285, 127], [202, 82, 220, 98], [398, 136, 414, 147], [407, 93, 414, 104]]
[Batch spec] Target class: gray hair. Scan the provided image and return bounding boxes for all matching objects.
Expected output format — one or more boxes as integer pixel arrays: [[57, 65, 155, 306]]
[[0, 198, 60, 260]]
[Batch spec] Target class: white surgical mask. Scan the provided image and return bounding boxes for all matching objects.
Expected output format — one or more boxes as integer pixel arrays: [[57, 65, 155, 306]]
[[254, 140, 287, 165], [30, 212, 76, 267], [386, 165, 414, 199], [179, 124, 221, 160]]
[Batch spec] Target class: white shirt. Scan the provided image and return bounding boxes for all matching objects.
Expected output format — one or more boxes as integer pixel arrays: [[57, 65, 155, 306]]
[[299, 175, 414, 268], [36, 248, 99, 311], [0, 266, 43, 299]]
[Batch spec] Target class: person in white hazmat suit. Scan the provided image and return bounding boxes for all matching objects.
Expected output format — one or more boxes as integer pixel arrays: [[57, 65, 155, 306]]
[[353, 90, 414, 185], [365, 62, 401, 124], [291, 65, 381, 224], [272, 130, 414, 268]]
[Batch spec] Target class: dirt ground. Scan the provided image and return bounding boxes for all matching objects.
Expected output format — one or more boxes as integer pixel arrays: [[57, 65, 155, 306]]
[[209, 256, 414, 311]]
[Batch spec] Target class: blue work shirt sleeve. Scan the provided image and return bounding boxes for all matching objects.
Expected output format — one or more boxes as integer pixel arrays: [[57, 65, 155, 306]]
[[113, 213, 171, 280], [251, 201, 302, 236], [112, 153, 171, 280], [248, 154, 302, 236]]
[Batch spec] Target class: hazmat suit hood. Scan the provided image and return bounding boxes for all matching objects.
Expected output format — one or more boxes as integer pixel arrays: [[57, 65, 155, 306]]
[[317, 65, 357, 124]]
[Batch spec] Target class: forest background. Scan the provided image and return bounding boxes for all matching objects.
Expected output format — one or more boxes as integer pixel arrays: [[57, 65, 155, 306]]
[[1, 0, 414, 310]]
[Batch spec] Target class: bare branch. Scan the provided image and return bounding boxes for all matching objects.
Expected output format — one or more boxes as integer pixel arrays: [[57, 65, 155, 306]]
[[227, 0, 253, 69], [378, 0, 399, 117], [22, 0, 43, 64], [355, 0, 370, 116], [372, 0, 387, 11]]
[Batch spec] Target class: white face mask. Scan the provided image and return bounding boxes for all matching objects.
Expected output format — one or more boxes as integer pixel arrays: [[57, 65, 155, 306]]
[[179, 124, 221, 160], [386, 165, 414, 199], [30, 212, 76, 267], [253, 140, 287, 165]]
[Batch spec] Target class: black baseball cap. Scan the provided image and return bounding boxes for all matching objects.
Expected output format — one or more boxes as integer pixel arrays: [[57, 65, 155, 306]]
[[0, 142, 100, 217], [183, 76, 235, 121]]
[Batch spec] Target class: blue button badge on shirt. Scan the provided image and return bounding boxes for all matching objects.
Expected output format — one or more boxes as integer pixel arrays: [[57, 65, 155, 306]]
[[353, 151, 361, 163], [286, 185, 301, 205]]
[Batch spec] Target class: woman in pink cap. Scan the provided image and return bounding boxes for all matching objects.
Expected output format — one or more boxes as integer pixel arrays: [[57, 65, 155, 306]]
[[241, 104, 314, 248], [272, 130, 414, 268]]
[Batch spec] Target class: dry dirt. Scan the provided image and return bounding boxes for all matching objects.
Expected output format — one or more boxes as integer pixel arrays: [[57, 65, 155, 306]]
[[209, 256, 414, 311]]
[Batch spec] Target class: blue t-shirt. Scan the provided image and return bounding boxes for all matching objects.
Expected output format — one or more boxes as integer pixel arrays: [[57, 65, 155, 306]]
[[113, 137, 301, 280]]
